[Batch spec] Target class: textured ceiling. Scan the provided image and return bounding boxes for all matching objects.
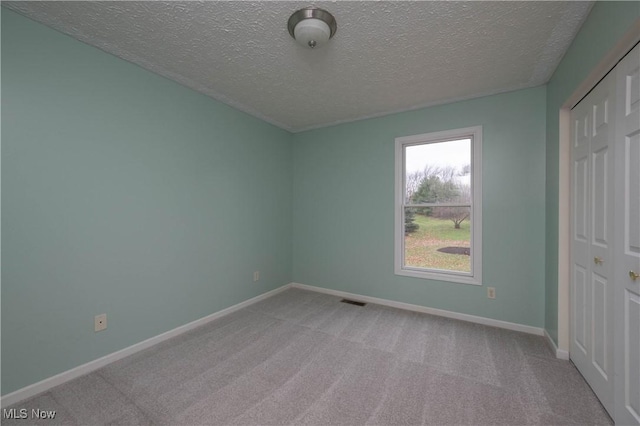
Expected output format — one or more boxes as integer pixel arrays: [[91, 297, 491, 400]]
[[5, 1, 593, 132]]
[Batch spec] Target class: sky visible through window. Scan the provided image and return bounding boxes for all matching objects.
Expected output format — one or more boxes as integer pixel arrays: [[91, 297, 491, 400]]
[[405, 138, 471, 187]]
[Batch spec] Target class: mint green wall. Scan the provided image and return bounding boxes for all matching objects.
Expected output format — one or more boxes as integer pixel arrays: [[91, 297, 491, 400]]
[[293, 87, 547, 328], [2, 9, 292, 395], [544, 2, 640, 344]]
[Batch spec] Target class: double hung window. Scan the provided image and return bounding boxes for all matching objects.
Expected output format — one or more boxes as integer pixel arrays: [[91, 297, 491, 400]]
[[394, 126, 482, 285]]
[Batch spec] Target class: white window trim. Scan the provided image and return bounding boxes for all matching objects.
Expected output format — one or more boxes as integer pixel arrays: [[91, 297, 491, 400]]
[[394, 126, 483, 285]]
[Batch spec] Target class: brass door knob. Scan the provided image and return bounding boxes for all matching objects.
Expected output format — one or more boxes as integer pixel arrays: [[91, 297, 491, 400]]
[[594, 257, 604, 265], [630, 271, 640, 281]]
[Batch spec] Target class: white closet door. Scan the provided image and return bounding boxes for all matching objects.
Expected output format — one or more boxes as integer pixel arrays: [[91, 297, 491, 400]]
[[614, 43, 640, 426], [571, 68, 616, 416]]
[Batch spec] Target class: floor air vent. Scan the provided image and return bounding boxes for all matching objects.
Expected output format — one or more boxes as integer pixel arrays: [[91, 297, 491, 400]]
[[341, 299, 366, 306]]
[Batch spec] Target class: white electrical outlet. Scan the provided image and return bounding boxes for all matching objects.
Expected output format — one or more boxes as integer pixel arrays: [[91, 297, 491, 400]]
[[253, 271, 260, 282], [487, 287, 496, 299], [94, 314, 107, 332]]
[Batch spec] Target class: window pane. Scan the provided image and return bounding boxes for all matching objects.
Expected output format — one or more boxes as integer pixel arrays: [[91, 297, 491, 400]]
[[405, 139, 471, 205], [404, 206, 471, 273]]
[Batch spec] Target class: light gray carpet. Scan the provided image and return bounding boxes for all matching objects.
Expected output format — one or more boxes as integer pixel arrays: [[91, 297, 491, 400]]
[[4, 288, 612, 425]]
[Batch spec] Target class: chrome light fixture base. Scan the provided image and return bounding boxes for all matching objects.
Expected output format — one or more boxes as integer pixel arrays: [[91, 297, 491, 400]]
[[288, 7, 337, 49]]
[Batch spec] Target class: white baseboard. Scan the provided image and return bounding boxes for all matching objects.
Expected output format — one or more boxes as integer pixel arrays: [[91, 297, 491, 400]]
[[0, 283, 293, 408], [291, 283, 545, 336], [544, 329, 570, 360]]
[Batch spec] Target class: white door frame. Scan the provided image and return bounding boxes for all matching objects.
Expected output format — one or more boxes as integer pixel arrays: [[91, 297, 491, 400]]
[[557, 19, 640, 356]]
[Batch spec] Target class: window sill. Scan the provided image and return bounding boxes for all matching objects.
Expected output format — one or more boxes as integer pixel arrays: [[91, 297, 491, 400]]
[[395, 267, 481, 285]]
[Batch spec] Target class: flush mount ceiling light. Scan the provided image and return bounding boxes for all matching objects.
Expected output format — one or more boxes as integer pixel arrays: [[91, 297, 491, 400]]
[[287, 7, 337, 49]]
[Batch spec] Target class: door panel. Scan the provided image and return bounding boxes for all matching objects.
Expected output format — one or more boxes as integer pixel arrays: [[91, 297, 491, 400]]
[[575, 112, 590, 148], [571, 65, 616, 417], [614, 44, 640, 426], [626, 132, 640, 255], [591, 273, 608, 378], [592, 147, 609, 247], [574, 265, 588, 354], [627, 67, 639, 113], [575, 157, 589, 242], [625, 291, 640, 421], [593, 97, 610, 137], [572, 99, 592, 368]]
